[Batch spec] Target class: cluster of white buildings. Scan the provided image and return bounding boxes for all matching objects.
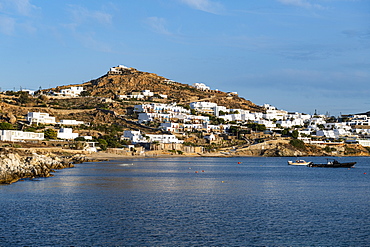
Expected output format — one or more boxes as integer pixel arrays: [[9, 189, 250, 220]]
[[135, 103, 209, 124], [0, 112, 88, 143], [26, 112, 85, 126], [133, 101, 370, 146], [118, 90, 167, 100], [122, 130, 183, 144]]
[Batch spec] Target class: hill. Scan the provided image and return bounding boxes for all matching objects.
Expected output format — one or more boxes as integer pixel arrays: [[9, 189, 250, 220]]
[[53, 66, 264, 112]]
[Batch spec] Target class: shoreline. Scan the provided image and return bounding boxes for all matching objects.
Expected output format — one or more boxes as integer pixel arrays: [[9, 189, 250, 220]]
[[84, 150, 369, 162]]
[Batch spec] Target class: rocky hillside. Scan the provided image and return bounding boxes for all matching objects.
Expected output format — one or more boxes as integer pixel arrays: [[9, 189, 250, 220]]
[[53, 67, 264, 112]]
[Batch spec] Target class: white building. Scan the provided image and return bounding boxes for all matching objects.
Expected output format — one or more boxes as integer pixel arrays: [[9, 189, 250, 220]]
[[108, 65, 130, 75], [84, 142, 97, 152], [0, 130, 44, 142], [27, 112, 56, 125], [122, 130, 143, 143], [204, 133, 216, 142], [134, 103, 190, 115], [183, 114, 210, 124], [142, 90, 154, 97], [138, 112, 176, 123], [190, 102, 218, 115], [58, 86, 84, 97], [122, 130, 183, 144], [357, 139, 370, 147], [323, 123, 351, 131], [59, 119, 84, 125], [255, 120, 276, 129], [346, 115, 370, 126], [146, 134, 183, 144], [192, 83, 210, 91], [276, 119, 305, 128], [119, 90, 167, 100], [316, 129, 351, 139], [21, 89, 35, 95], [160, 122, 181, 132], [57, 128, 79, 140]]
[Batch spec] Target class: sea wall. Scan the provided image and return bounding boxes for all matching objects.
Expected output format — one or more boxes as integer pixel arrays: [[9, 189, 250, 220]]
[[0, 152, 84, 184]]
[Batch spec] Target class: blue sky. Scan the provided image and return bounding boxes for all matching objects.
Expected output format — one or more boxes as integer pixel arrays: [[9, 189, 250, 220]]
[[0, 0, 369, 116]]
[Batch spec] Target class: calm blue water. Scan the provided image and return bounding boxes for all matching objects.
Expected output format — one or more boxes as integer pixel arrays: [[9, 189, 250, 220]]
[[1, 156, 370, 246]]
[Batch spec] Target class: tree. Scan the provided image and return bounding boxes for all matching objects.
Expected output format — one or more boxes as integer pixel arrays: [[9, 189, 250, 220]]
[[74, 137, 86, 141], [44, 129, 57, 139], [80, 91, 91, 97], [291, 130, 299, 139], [290, 139, 306, 150], [97, 139, 108, 150], [18, 92, 31, 105], [281, 128, 290, 136]]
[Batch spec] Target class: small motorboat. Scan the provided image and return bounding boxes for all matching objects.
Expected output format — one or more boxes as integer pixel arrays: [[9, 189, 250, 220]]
[[287, 160, 312, 166], [308, 159, 356, 168]]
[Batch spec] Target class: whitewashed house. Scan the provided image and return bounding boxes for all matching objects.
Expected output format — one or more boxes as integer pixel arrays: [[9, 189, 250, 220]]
[[134, 103, 190, 115], [323, 123, 351, 131], [138, 112, 173, 123], [84, 142, 97, 152], [58, 86, 84, 97], [57, 128, 79, 140], [59, 119, 84, 125], [160, 122, 181, 132], [108, 65, 130, 75], [27, 112, 56, 125], [21, 89, 35, 95], [255, 120, 276, 129], [122, 130, 143, 143], [0, 130, 44, 142], [146, 134, 183, 144], [276, 119, 305, 128], [142, 90, 154, 97], [346, 115, 370, 126], [190, 102, 218, 115], [192, 83, 210, 91], [204, 133, 216, 142], [122, 130, 183, 144], [316, 129, 351, 139], [183, 115, 210, 124], [357, 139, 370, 147]]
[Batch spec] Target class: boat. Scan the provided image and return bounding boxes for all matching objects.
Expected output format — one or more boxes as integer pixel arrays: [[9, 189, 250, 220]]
[[287, 160, 312, 166], [308, 159, 356, 168]]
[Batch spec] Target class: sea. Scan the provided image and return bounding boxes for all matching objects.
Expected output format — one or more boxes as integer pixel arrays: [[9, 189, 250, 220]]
[[1, 156, 369, 246]]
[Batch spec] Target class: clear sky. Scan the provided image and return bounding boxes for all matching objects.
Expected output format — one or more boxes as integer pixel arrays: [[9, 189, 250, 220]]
[[0, 0, 369, 116]]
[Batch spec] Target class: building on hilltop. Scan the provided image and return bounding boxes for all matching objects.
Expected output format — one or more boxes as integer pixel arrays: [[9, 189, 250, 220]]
[[108, 65, 131, 75]]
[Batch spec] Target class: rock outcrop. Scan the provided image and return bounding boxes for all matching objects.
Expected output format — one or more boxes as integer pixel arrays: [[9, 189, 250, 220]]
[[0, 151, 88, 184]]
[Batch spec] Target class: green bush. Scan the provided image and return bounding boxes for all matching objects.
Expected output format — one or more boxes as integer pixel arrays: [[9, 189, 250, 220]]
[[0, 122, 14, 130], [289, 139, 306, 150]]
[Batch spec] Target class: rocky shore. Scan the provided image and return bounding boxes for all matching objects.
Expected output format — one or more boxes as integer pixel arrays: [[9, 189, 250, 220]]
[[0, 149, 92, 184]]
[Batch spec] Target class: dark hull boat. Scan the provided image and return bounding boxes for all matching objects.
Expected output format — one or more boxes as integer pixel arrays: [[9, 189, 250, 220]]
[[308, 159, 356, 168]]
